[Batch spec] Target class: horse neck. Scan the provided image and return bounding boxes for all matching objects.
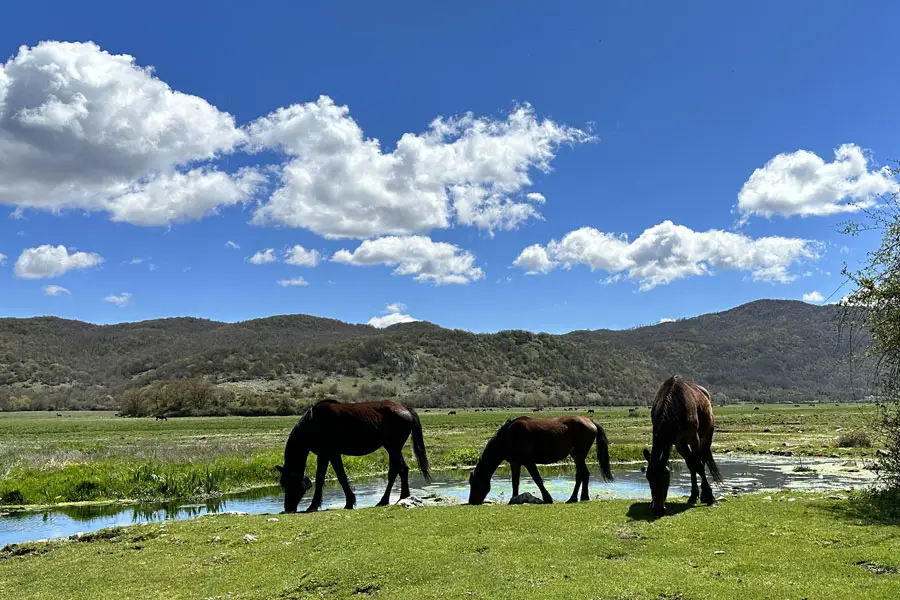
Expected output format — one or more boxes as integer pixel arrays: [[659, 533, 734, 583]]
[[650, 418, 675, 464], [474, 438, 505, 481], [284, 422, 310, 472]]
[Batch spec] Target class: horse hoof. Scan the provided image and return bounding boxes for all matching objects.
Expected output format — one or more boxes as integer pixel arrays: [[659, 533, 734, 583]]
[[687, 495, 698, 506], [304, 505, 320, 513], [344, 503, 355, 510], [375, 500, 389, 507], [543, 498, 554, 505], [566, 498, 578, 504]]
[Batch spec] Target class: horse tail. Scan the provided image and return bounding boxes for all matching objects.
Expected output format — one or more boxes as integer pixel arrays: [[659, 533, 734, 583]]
[[410, 409, 432, 483], [592, 421, 614, 482], [704, 447, 724, 485]]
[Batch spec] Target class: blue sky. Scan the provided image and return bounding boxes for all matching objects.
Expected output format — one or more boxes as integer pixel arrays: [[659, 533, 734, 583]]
[[0, 1, 896, 332]]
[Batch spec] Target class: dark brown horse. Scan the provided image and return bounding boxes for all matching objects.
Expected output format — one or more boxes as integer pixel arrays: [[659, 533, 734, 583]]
[[276, 399, 431, 513], [468, 416, 613, 505], [643, 375, 723, 517]]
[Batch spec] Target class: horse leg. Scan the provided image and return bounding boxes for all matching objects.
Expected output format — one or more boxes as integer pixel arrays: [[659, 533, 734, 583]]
[[511, 462, 521, 497], [525, 463, 553, 504], [398, 453, 411, 500], [330, 455, 356, 510], [376, 450, 400, 507], [579, 456, 591, 502], [676, 442, 699, 505], [305, 454, 329, 513], [567, 455, 585, 503]]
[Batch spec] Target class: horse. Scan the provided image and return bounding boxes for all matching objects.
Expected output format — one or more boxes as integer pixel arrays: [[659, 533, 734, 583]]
[[155, 415, 167, 421], [468, 415, 613, 505], [276, 399, 431, 513], [643, 375, 723, 517]]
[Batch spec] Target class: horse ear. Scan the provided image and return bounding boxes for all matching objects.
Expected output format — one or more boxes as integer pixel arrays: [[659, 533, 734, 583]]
[[275, 465, 283, 473], [642, 448, 651, 462]]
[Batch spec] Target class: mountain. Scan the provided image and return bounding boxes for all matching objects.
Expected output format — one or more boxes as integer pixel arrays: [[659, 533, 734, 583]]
[[0, 300, 875, 414]]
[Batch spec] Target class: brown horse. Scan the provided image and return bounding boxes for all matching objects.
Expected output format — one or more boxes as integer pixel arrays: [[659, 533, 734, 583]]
[[468, 416, 613, 505], [643, 375, 723, 517], [276, 399, 431, 513]]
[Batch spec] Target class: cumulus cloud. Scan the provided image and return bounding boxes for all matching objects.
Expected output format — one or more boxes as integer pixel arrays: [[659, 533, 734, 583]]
[[658, 318, 676, 324], [802, 290, 825, 303], [248, 248, 277, 265], [104, 292, 131, 306], [43, 284, 70, 296], [225, 240, 240, 249], [737, 144, 898, 220], [512, 220, 821, 290], [14, 244, 103, 279], [333, 236, 484, 285], [277, 277, 309, 287], [284, 244, 320, 267], [0, 253, 6, 266], [368, 302, 419, 328], [0, 41, 257, 225], [249, 97, 592, 238]]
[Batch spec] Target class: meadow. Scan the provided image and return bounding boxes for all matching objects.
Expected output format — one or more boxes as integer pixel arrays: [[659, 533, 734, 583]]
[[0, 403, 881, 507], [2, 492, 898, 599]]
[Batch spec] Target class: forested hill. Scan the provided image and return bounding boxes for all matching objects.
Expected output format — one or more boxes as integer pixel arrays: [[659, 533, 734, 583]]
[[0, 300, 875, 413]]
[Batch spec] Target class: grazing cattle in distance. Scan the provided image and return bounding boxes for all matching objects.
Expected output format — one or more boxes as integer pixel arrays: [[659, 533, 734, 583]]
[[155, 415, 168, 421], [468, 415, 613, 505], [448, 410, 457, 415], [587, 409, 595, 414], [276, 399, 431, 513], [643, 375, 723, 517]]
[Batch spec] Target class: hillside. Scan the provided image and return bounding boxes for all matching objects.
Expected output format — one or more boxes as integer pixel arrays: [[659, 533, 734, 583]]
[[0, 300, 875, 414]]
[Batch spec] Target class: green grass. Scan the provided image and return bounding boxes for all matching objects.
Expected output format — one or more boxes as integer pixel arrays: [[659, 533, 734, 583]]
[[0, 404, 882, 506], [1, 493, 898, 599]]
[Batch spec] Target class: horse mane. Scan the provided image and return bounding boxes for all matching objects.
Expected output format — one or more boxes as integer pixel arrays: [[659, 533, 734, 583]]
[[655, 375, 683, 430]]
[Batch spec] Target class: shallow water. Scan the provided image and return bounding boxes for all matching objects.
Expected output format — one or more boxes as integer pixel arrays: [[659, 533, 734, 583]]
[[0, 454, 873, 547]]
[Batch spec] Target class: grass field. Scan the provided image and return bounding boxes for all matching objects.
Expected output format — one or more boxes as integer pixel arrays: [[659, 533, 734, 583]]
[[1, 492, 898, 599], [0, 404, 882, 507]]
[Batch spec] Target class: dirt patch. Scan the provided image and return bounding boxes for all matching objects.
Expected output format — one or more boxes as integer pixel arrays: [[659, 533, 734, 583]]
[[855, 561, 898, 575], [0, 542, 53, 560]]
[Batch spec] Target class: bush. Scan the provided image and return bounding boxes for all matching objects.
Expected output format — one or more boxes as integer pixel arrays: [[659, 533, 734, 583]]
[[838, 430, 873, 448], [1, 489, 26, 505]]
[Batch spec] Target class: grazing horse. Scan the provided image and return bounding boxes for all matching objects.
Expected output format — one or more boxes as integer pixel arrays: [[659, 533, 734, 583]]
[[468, 416, 613, 505], [643, 375, 723, 517], [276, 399, 431, 513], [155, 415, 167, 421]]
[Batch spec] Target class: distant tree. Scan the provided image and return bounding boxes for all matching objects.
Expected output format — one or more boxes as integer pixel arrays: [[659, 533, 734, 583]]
[[843, 175, 900, 497]]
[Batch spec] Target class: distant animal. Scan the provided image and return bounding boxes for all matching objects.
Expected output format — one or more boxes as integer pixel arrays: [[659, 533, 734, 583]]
[[155, 415, 168, 421], [643, 375, 722, 517], [276, 399, 431, 513], [448, 410, 457, 415], [587, 409, 595, 414], [754, 406, 759, 411], [56, 413, 62, 417], [468, 415, 613, 505], [532, 408, 541, 412]]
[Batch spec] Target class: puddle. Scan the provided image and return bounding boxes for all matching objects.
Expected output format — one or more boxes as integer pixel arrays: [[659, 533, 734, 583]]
[[0, 454, 874, 547]]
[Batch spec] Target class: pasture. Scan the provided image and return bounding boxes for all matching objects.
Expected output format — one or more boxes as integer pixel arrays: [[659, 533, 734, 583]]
[[2, 493, 899, 599], [0, 403, 882, 507]]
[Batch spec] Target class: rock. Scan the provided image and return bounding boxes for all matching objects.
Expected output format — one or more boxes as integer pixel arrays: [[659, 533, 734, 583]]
[[714, 550, 725, 555], [266, 518, 279, 523], [397, 496, 425, 509], [211, 536, 221, 542], [827, 494, 846, 501], [508, 492, 545, 505], [763, 495, 773, 501], [787, 498, 796, 502], [876, 449, 891, 458], [242, 534, 257, 543]]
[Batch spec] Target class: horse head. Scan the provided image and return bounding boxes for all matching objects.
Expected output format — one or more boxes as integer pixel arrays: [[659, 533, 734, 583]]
[[276, 464, 313, 513], [643, 448, 670, 517]]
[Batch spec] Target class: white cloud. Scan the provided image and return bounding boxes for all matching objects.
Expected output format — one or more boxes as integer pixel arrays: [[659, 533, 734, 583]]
[[512, 220, 821, 290], [248, 248, 277, 265], [277, 277, 309, 287], [128, 257, 145, 265], [658, 318, 676, 324], [839, 245, 851, 255], [0, 253, 6, 266], [802, 290, 825, 303], [368, 302, 419, 328], [14, 244, 103, 279], [43, 284, 70, 296], [333, 236, 484, 285], [525, 192, 546, 203], [104, 292, 131, 306], [225, 240, 240, 249], [8, 207, 25, 220], [284, 244, 320, 267], [0, 41, 257, 226], [737, 144, 897, 220], [248, 97, 592, 238]]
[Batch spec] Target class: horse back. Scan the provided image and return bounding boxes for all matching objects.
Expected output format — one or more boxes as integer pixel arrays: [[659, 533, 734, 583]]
[[652, 376, 715, 439]]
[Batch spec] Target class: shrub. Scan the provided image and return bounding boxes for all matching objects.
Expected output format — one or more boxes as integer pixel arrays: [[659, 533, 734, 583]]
[[838, 430, 873, 448]]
